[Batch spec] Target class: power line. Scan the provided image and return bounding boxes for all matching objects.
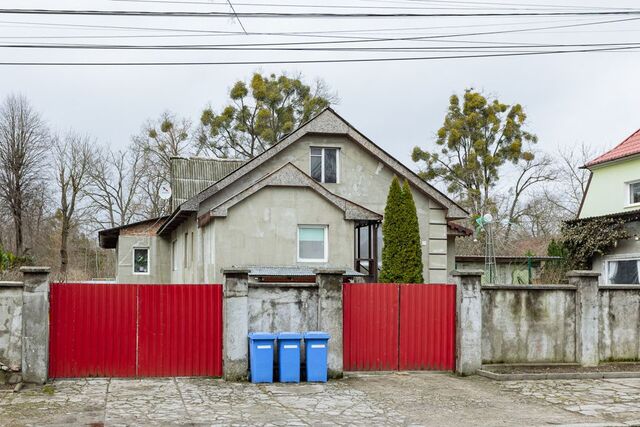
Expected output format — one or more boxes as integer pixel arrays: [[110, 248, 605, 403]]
[[1, 16, 636, 48], [226, 0, 248, 34], [3, 41, 639, 52], [2, 8, 640, 18], [1, 44, 639, 66]]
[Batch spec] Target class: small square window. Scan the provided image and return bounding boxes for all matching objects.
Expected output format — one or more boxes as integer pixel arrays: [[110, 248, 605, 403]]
[[310, 147, 339, 184], [630, 182, 640, 205], [298, 225, 328, 262], [133, 248, 149, 274]]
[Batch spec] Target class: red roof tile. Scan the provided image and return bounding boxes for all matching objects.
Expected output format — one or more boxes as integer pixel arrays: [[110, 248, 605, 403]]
[[586, 129, 640, 167]]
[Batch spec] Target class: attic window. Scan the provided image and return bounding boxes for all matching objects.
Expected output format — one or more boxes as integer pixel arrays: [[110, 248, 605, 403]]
[[630, 181, 640, 205], [310, 147, 339, 184]]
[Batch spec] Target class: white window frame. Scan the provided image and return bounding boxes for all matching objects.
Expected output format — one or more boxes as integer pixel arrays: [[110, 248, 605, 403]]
[[309, 147, 340, 184], [132, 247, 150, 275], [603, 253, 640, 284], [627, 179, 640, 207], [297, 225, 329, 263]]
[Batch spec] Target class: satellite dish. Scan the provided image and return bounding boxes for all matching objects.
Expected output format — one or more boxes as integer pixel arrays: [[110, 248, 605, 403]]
[[159, 183, 172, 200], [483, 213, 493, 223]]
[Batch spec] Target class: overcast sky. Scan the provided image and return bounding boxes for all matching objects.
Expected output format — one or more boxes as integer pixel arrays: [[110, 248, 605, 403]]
[[2, 0, 640, 169]]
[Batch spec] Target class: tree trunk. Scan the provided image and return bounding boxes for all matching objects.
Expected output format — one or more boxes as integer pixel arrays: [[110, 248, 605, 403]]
[[12, 211, 23, 256], [60, 218, 69, 275]]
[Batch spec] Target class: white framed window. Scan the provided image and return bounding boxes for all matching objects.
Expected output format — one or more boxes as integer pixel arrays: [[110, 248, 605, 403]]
[[606, 256, 640, 284], [628, 180, 640, 206], [310, 147, 339, 184], [132, 248, 150, 274], [171, 240, 178, 271], [297, 225, 328, 262]]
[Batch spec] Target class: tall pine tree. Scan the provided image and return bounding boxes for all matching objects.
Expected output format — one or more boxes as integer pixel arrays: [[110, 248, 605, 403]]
[[400, 179, 424, 283], [379, 177, 424, 283]]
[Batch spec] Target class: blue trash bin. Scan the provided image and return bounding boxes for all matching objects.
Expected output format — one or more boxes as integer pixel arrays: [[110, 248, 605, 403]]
[[277, 332, 302, 383], [248, 332, 276, 383], [303, 331, 330, 382]]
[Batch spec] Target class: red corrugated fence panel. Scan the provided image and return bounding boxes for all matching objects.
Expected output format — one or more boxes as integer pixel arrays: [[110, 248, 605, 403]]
[[399, 284, 456, 371], [137, 284, 223, 377], [49, 283, 137, 378], [343, 283, 399, 371]]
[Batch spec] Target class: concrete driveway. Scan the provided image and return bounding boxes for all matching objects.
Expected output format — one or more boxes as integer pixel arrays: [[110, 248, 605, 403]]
[[1, 372, 638, 426]]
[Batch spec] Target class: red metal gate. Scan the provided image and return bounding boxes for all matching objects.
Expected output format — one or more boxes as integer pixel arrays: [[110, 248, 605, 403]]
[[49, 283, 223, 378], [343, 283, 456, 371]]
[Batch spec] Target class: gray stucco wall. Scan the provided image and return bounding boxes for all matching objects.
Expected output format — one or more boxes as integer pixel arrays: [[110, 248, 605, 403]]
[[199, 134, 449, 283], [481, 286, 577, 363], [208, 186, 355, 284], [599, 287, 640, 361], [248, 284, 319, 333], [116, 234, 171, 284], [0, 283, 23, 370]]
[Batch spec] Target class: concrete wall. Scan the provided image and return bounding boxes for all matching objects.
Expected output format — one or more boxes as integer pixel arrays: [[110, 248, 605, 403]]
[[481, 286, 577, 364], [599, 286, 640, 361], [248, 284, 319, 333], [116, 234, 171, 284], [580, 156, 640, 218], [208, 186, 354, 284], [0, 282, 23, 371], [200, 134, 449, 283]]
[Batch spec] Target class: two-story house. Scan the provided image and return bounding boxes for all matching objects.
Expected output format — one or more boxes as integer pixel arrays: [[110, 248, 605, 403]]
[[98, 108, 468, 284], [577, 129, 640, 284]]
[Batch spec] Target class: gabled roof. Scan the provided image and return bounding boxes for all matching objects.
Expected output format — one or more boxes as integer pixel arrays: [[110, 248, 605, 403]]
[[158, 107, 468, 235], [198, 163, 382, 227], [585, 129, 640, 168]]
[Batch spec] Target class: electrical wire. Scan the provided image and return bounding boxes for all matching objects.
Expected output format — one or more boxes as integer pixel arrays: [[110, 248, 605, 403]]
[[2, 8, 640, 18], [1, 44, 638, 66]]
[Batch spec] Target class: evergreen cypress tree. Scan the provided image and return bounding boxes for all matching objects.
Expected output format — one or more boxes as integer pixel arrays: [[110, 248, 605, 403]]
[[379, 176, 404, 283], [400, 179, 424, 283]]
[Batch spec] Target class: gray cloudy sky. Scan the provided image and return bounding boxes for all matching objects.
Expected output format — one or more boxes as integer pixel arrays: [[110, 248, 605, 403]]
[[2, 0, 640, 168]]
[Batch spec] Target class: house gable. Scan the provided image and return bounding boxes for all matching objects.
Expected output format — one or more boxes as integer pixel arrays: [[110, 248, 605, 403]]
[[190, 108, 467, 219], [198, 163, 382, 226]]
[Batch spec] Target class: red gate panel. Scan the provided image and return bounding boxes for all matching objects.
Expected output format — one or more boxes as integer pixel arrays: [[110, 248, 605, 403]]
[[49, 283, 137, 378], [399, 284, 456, 370], [343, 283, 399, 371], [137, 284, 223, 377]]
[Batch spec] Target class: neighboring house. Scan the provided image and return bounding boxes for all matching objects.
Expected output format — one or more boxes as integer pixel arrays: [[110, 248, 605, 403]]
[[575, 129, 640, 284], [99, 108, 468, 284]]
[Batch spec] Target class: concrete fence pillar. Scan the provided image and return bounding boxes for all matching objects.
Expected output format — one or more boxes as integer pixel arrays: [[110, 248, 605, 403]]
[[568, 270, 600, 367], [315, 268, 345, 379], [222, 268, 250, 381], [453, 270, 483, 376], [20, 266, 50, 384]]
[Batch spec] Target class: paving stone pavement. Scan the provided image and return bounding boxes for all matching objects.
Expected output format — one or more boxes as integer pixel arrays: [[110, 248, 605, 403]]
[[0, 372, 635, 426], [501, 377, 640, 426]]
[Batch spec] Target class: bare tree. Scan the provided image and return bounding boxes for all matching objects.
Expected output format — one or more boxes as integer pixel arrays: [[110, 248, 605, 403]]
[[544, 142, 596, 219], [503, 153, 557, 242], [87, 145, 145, 229], [0, 94, 49, 255], [53, 132, 96, 274], [132, 111, 193, 216]]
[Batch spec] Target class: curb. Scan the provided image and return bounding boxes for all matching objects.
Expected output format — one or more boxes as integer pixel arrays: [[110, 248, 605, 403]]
[[477, 369, 640, 381]]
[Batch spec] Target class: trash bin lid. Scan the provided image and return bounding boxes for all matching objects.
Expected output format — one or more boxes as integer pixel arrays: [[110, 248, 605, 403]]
[[278, 332, 303, 339], [248, 332, 276, 340], [303, 331, 330, 339]]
